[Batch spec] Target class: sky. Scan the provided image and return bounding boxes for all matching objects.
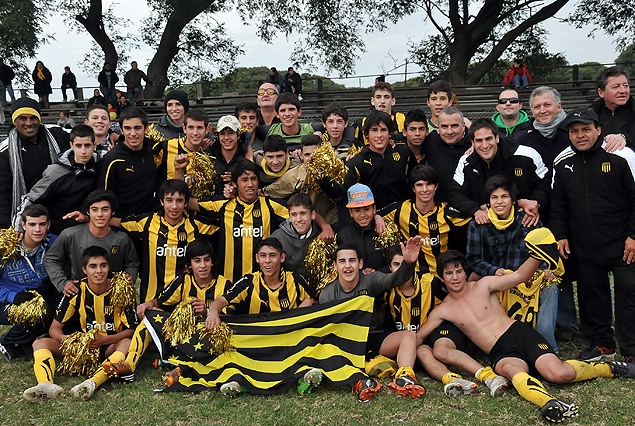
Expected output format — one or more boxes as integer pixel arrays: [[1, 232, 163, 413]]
[[29, 1, 619, 100]]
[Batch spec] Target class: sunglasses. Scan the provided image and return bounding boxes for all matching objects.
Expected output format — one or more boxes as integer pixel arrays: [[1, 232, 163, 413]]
[[498, 97, 520, 104], [257, 88, 278, 96]]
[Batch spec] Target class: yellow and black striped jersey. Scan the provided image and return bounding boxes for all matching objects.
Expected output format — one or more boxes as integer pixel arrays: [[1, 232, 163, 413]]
[[120, 211, 219, 303], [198, 195, 288, 282], [223, 270, 310, 315], [354, 112, 406, 146], [158, 271, 232, 309], [382, 273, 444, 332], [55, 278, 138, 335], [383, 201, 471, 275], [154, 138, 208, 188]]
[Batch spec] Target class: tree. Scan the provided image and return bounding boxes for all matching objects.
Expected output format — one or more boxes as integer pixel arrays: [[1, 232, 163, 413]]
[[615, 43, 635, 77], [568, 0, 635, 52]]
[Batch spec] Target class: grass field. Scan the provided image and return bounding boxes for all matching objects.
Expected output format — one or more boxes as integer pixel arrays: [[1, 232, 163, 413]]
[[1, 324, 634, 426]]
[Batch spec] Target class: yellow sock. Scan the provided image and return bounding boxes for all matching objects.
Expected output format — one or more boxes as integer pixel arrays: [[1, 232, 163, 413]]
[[125, 322, 152, 371], [34, 349, 55, 384], [395, 365, 415, 378], [90, 351, 126, 388], [565, 360, 613, 382], [442, 372, 463, 385], [512, 372, 554, 408], [475, 366, 497, 383]]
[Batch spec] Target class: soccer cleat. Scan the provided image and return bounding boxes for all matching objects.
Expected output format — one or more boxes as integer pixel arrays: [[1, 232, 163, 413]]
[[70, 380, 96, 401], [625, 355, 634, 364], [540, 399, 579, 423], [352, 378, 383, 402], [387, 374, 426, 399], [485, 375, 510, 397], [607, 361, 635, 378], [0, 342, 25, 363], [298, 368, 323, 394], [22, 382, 65, 403], [162, 367, 181, 387], [220, 381, 242, 397], [103, 360, 135, 383], [443, 378, 479, 398], [579, 345, 616, 362]]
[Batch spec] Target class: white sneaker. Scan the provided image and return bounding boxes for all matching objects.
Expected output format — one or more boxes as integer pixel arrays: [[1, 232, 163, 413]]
[[70, 380, 96, 400], [298, 94, 303, 101], [220, 381, 241, 397], [443, 378, 479, 398], [485, 375, 510, 397], [23, 382, 65, 403]]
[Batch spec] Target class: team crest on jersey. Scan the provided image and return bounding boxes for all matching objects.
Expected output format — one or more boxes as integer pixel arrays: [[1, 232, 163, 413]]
[[359, 289, 369, 296], [253, 209, 261, 218], [279, 298, 290, 309], [411, 307, 420, 317], [178, 232, 188, 241], [392, 152, 401, 161], [602, 162, 611, 173], [429, 222, 438, 231], [514, 168, 523, 177], [111, 245, 119, 255], [538, 343, 549, 350], [440, 329, 449, 335]]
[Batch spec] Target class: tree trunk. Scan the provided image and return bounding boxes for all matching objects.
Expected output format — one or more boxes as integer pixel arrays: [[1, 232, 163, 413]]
[[75, 0, 119, 72]]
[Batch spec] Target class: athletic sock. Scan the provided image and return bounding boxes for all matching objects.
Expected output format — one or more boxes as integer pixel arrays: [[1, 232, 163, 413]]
[[565, 359, 614, 382], [511, 372, 554, 408], [442, 372, 463, 385], [475, 366, 497, 383], [33, 349, 55, 384], [125, 322, 152, 371], [91, 351, 126, 388], [395, 365, 415, 378]]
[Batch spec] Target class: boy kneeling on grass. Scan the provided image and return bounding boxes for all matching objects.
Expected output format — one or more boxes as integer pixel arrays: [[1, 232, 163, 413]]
[[23, 246, 136, 402]]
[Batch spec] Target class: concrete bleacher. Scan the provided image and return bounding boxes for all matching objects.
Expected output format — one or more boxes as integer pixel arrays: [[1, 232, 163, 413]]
[[0, 80, 603, 139]]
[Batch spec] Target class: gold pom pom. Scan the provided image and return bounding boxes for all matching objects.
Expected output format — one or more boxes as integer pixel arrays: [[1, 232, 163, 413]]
[[105, 272, 136, 316], [163, 298, 197, 347], [196, 322, 235, 356], [373, 221, 404, 258], [58, 329, 100, 377], [346, 144, 362, 160], [306, 143, 348, 201], [145, 123, 167, 143], [190, 151, 217, 198], [8, 291, 49, 326], [0, 227, 22, 267], [304, 236, 339, 298]]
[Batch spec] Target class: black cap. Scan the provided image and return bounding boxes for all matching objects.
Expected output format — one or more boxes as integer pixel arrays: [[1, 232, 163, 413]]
[[163, 90, 190, 113], [565, 107, 599, 127]]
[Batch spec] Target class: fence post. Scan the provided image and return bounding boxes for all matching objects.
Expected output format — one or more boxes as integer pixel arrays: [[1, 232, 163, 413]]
[[572, 65, 579, 86], [317, 78, 324, 91], [20, 89, 28, 99], [77, 88, 84, 102], [196, 83, 203, 100], [404, 59, 408, 87]]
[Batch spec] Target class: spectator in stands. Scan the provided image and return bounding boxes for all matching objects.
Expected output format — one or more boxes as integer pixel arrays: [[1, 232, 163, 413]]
[[375, 75, 386, 84], [256, 83, 280, 126], [56, 110, 75, 129], [493, 89, 530, 149], [151, 90, 189, 140], [0, 98, 70, 228], [87, 89, 107, 108], [504, 60, 532, 89], [98, 62, 119, 106], [591, 66, 635, 143], [284, 67, 303, 100], [266, 67, 284, 93], [354, 82, 406, 146], [32, 61, 52, 109], [124, 61, 153, 106], [0, 59, 16, 107], [118, 93, 132, 114], [61, 66, 78, 103]]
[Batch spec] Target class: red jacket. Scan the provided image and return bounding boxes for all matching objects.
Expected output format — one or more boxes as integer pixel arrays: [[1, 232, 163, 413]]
[[504, 64, 533, 84]]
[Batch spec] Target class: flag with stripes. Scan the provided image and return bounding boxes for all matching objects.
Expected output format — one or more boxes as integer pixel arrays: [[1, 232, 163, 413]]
[[144, 295, 374, 394]]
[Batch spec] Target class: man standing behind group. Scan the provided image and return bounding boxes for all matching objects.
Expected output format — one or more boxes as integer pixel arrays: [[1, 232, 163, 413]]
[[124, 61, 153, 106], [266, 67, 284, 93], [493, 89, 530, 148], [151, 90, 189, 140], [354, 82, 405, 146], [591, 66, 635, 141], [98, 62, 119, 105]]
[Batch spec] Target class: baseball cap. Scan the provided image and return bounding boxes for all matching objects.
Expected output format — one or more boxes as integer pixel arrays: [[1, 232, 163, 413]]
[[565, 107, 599, 127], [346, 183, 375, 208], [216, 115, 241, 132]]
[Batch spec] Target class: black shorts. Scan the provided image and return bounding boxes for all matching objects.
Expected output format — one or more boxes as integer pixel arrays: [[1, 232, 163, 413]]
[[423, 321, 469, 353], [366, 331, 391, 356], [489, 321, 556, 375]]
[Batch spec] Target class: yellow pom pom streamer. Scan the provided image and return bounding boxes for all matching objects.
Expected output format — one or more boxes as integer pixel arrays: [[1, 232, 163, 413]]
[[304, 236, 339, 298], [306, 143, 347, 201], [0, 227, 22, 267], [58, 329, 100, 377], [145, 123, 167, 143], [346, 144, 362, 160], [163, 297, 197, 347], [105, 272, 136, 316], [8, 290, 49, 326], [190, 151, 216, 198], [373, 222, 405, 258], [196, 322, 235, 356]]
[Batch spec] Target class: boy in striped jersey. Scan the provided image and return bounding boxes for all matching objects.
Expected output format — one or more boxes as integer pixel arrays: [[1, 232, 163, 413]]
[[23, 246, 136, 402]]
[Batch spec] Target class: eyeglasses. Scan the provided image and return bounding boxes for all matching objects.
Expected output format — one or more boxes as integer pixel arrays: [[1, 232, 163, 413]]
[[257, 88, 278, 96], [498, 97, 520, 104]]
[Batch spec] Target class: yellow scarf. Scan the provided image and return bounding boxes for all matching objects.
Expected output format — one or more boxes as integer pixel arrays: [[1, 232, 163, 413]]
[[487, 205, 516, 230], [37, 68, 45, 80], [260, 157, 290, 179]]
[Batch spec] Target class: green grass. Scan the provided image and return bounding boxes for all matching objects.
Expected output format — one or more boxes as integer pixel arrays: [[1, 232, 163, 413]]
[[1, 326, 634, 426]]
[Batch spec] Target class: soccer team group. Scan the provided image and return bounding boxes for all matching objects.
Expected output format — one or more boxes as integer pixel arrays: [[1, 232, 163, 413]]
[[2, 66, 635, 423]]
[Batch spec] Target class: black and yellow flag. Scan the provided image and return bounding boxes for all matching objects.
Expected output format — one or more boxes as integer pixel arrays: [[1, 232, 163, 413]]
[[144, 295, 374, 394]]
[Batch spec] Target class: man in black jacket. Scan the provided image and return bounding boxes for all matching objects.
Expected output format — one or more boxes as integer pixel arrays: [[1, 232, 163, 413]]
[[449, 118, 549, 227], [61, 66, 78, 102], [591, 66, 635, 143], [550, 107, 635, 364]]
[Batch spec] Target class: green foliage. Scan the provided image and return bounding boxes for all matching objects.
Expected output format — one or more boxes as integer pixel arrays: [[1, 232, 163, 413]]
[[568, 0, 635, 51], [616, 44, 635, 77]]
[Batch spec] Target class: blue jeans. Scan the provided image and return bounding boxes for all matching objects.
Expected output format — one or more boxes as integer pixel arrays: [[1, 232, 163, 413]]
[[536, 282, 559, 354], [512, 74, 529, 87], [102, 87, 117, 105], [3, 83, 16, 106], [129, 87, 142, 106]]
